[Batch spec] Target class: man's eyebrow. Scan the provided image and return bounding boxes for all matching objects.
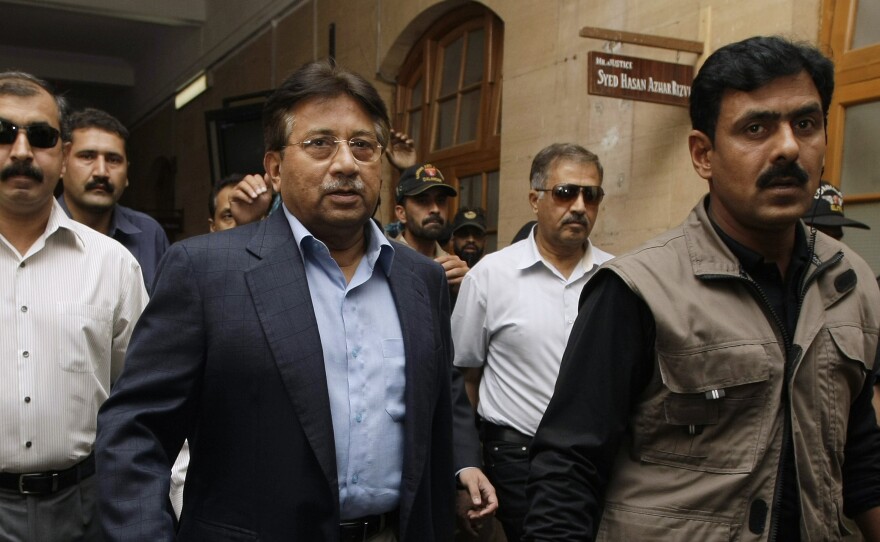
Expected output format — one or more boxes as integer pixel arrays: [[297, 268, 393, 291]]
[[0, 117, 55, 128], [789, 103, 823, 119], [736, 109, 781, 126], [299, 127, 378, 139], [74, 148, 125, 159], [302, 128, 333, 136], [735, 103, 823, 127]]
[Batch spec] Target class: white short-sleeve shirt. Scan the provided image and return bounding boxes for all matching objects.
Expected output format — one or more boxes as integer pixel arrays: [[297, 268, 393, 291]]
[[452, 229, 613, 436]]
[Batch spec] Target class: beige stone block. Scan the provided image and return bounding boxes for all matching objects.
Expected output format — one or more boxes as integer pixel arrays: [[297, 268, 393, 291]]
[[500, 1, 562, 79]]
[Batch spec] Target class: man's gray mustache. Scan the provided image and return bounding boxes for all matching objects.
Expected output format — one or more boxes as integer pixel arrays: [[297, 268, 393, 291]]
[[321, 178, 365, 192]]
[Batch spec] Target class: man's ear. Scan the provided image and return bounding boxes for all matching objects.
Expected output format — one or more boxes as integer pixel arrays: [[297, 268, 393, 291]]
[[264, 151, 282, 193], [688, 130, 714, 181], [60, 141, 71, 177], [528, 190, 540, 214], [394, 204, 407, 224]]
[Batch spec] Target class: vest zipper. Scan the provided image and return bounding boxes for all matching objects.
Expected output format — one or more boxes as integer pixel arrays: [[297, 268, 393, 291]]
[[737, 272, 792, 542], [703, 270, 790, 540], [701, 249, 843, 541]]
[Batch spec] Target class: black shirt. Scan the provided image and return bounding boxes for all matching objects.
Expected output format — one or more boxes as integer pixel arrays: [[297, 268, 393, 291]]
[[711, 222, 808, 538]]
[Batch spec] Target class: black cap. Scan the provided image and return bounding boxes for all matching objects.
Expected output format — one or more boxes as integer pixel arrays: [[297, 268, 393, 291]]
[[452, 207, 487, 234], [395, 163, 457, 203], [803, 181, 869, 230]]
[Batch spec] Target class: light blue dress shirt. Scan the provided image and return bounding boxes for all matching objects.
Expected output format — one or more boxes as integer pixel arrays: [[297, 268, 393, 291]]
[[283, 207, 405, 520]]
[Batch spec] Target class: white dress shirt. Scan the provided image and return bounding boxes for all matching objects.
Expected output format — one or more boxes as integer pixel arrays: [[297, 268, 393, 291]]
[[452, 229, 613, 436], [0, 200, 148, 472]]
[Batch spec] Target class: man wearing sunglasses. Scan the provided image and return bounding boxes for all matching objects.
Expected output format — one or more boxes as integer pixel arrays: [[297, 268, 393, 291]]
[[452, 143, 613, 541], [58, 108, 169, 293], [526, 37, 880, 541], [0, 72, 147, 541]]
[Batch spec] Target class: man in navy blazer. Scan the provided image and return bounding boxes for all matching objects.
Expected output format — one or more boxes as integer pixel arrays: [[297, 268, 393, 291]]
[[96, 60, 456, 541]]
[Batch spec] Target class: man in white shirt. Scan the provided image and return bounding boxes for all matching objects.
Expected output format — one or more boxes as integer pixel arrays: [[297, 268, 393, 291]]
[[0, 71, 147, 541], [452, 143, 613, 541]]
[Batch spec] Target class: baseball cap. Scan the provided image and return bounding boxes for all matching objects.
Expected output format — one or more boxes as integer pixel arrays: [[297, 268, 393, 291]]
[[452, 207, 487, 235], [395, 163, 457, 203], [802, 181, 869, 230]]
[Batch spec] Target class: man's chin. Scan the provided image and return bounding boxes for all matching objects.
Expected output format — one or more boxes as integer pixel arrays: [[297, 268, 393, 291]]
[[418, 226, 446, 241], [460, 252, 482, 268], [81, 200, 117, 213]]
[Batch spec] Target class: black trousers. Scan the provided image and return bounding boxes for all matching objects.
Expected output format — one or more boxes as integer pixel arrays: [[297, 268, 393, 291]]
[[480, 422, 532, 542]]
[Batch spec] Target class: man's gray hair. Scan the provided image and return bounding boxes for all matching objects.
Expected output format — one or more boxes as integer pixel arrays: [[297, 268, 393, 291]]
[[529, 143, 603, 190]]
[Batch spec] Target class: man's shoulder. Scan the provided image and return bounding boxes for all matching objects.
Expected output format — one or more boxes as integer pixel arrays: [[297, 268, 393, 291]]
[[389, 239, 444, 277], [64, 218, 141, 266], [116, 204, 168, 240], [814, 231, 879, 298], [171, 219, 293, 269], [590, 243, 615, 265], [179, 220, 263, 251], [608, 223, 688, 266], [116, 204, 163, 229], [471, 239, 528, 272]]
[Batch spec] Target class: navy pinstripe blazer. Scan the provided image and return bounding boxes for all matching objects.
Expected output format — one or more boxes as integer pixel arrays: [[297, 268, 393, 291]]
[[96, 211, 455, 541]]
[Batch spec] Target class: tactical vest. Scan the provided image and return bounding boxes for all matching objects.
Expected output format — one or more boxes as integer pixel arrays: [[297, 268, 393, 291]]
[[596, 199, 879, 541]]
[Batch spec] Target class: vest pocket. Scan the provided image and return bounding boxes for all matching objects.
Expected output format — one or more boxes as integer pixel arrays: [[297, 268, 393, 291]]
[[827, 323, 877, 374], [825, 325, 874, 452], [639, 344, 772, 474], [597, 504, 731, 541]]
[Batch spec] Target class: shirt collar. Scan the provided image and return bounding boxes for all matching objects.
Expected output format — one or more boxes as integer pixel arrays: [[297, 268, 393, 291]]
[[516, 226, 601, 276], [282, 204, 394, 276], [709, 209, 810, 279], [56, 196, 140, 238], [393, 231, 446, 258], [40, 199, 86, 253], [107, 205, 142, 237]]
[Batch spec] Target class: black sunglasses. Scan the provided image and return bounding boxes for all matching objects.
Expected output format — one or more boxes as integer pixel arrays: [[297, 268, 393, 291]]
[[0, 119, 61, 149], [536, 183, 605, 204]]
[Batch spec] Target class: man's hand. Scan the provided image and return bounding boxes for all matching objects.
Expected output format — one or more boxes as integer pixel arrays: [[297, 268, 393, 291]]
[[856, 506, 880, 541], [229, 174, 274, 226], [435, 254, 469, 292], [386, 129, 417, 171], [456, 468, 498, 536]]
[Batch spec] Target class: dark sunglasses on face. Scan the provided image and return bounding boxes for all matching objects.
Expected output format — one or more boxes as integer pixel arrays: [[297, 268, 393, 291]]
[[0, 119, 61, 149], [536, 183, 605, 204]]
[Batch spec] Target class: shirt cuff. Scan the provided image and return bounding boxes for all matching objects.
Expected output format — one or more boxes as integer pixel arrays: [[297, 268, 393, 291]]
[[455, 466, 479, 489]]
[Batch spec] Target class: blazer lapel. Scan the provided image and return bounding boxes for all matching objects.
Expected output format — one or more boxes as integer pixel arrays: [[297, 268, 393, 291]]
[[244, 213, 339, 496], [387, 259, 438, 507]]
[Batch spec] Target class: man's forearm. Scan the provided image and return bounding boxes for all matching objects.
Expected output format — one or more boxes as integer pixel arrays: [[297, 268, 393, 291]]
[[462, 367, 482, 411]]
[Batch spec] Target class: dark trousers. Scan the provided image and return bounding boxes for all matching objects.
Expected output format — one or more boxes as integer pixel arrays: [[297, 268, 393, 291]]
[[480, 422, 531, 542], [0, 475, 103, 541]]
